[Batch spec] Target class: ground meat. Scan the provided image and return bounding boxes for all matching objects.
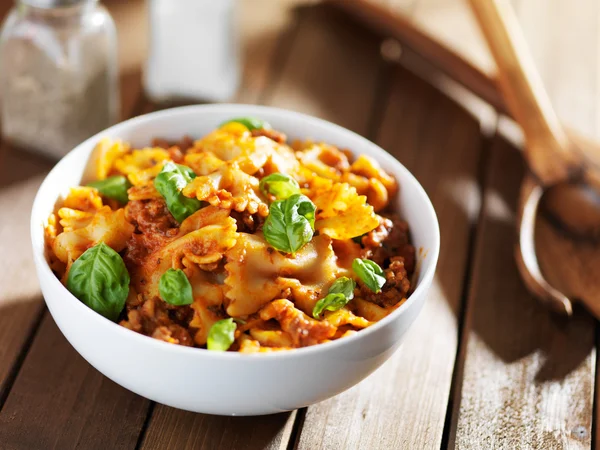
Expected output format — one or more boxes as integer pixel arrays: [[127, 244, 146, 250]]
[[318, 145, 350, 172], [259, 299, 336, 347], [121, 297, 172, 334], [358, 256, 411, 308], [206, 304, 228, 319], [126, 198, 179, 235], [121, 292, 195, 345], [167, 146, 185, 163], [152, 135, 194, 152], [230, 210, 265, 233], [361, 214, 415, 273], [151, 325, 193, 346], [167, 305, 195, 327], [124, 199, 179, 266], [251, 128, 287, 144], [120, 309, 143, 332]]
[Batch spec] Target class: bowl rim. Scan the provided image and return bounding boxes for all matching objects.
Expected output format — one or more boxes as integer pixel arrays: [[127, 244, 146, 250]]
[[31, 103, 440, 360]]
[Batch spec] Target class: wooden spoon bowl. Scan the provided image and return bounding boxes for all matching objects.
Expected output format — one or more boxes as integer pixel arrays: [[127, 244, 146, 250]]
[[470, 0, 600, 318]]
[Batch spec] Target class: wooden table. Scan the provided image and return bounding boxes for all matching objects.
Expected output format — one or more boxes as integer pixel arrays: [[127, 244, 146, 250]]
[[0, 1, 598, 448]]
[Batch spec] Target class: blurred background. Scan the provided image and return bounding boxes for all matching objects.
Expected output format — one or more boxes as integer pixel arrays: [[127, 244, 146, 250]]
[[0, 0, 594, 158]]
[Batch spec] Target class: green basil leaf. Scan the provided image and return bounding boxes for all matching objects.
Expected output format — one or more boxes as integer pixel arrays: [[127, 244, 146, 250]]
[[313, 277, 356, 318], [328, 276, 356, 298], [259, 173, 301, 200], [87, 175, 131, 204], [352, 258, 386, 293], [154, 161, 203, 223], [219, 117, 271, 131], [207, 318, 237, 351], [296, 196, 316, 229], [66, 242, 130, 321], [159, 268, 193, 306], [263, 194, 316, 254]]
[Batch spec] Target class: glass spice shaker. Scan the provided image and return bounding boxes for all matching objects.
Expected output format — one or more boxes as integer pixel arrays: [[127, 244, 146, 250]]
[[0, 0, 119, 159], [144, 0, 240, 103]]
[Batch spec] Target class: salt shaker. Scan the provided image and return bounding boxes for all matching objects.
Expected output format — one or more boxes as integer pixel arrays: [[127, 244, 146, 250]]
[[144, 0, 240, 103], [0, 0, 120, 159]]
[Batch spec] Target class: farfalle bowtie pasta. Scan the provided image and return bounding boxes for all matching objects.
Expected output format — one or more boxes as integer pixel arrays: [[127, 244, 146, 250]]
[[44, 118, 415, 352]]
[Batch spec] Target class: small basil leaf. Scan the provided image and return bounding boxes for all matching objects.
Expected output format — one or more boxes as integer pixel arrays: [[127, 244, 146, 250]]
[[159, 268, 193, 306], [296, 195, 315, 229], [219, 117, 271, 131], [66, 242, 130, 321], [263, 194, 316, 254], [154, 161, 202, 223], [207, 318, 237, 351], [87, 175, 131, 204], [352, 258, 386, 293], [328, 276, 356, 298], [313, 277, 356, 318], [259, 173, 301, 200]]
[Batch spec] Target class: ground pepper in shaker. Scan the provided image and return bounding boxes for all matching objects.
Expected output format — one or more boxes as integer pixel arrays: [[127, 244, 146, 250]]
[[0, 0, 119, 159]]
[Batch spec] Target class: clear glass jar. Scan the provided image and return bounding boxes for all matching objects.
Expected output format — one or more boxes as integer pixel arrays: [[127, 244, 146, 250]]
[[0, 0, 119, 159]]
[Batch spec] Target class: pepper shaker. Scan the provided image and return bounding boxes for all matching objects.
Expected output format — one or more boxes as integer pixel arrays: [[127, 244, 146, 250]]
[[0, 0, 120, 159]]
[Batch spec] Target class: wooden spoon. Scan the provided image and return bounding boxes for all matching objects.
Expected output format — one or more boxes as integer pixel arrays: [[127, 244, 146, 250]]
[[468, 0, 600, 317]]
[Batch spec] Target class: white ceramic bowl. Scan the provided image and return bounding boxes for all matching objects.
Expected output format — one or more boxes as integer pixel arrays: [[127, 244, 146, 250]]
[[31, 104, 440, 416]]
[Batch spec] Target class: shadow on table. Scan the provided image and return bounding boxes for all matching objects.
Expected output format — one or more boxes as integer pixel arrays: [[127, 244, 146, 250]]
[[450, 138, 595, 383], [0, 143, 54, 188]]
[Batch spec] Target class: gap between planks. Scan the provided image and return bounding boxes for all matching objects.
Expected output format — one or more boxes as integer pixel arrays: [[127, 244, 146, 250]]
[[294, 68, 484, 450], [439, 127, 498, 450]]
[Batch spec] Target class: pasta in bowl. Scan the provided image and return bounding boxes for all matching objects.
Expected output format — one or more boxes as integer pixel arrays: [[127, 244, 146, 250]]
[[32, 105, 439, 414]]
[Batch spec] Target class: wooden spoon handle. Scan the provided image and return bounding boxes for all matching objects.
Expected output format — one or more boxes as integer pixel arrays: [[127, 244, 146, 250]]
[[468, 0, 578, 185]]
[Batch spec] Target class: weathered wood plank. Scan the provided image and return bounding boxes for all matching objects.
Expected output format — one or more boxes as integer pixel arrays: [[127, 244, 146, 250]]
[[450, 139, 594, 450], [297, 66, 483, 450], [509, 2, 600, 448], [0, 168, 48, 406], [141, 5, 386, 449], [0, 315, 150, 450], [263, 5, 383, 134], [142, 409, 297, 450], [236, 0, 316, 105]]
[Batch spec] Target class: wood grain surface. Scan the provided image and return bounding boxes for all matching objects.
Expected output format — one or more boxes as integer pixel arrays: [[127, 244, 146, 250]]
[[0, 0, 599, 449], [0, 315, 150, 450], [296, 66, 483, 450], [449, 139, 595, 449]]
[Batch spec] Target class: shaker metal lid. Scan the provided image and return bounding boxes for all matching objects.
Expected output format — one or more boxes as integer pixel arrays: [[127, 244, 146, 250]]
[[20, 0, 96, 8]]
